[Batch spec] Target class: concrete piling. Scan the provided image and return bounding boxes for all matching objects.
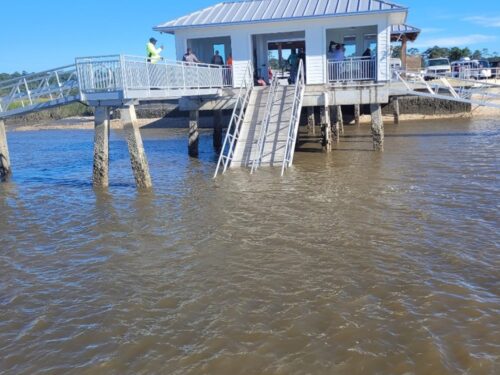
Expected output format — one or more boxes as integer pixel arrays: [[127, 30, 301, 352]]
[[93, 107, 110, 187], [322, 93, 332, 152], [330, 107, 340, 143], [307, 107, 316, 135], [370, 104, 384, 151], [213, 110, 223, 153], [392, 97, 400, 125], [188, 110, 199, 158], [354, 104, 361, 127], [336, 105, 344, 135], [121, 105, 152, 189], [0, 120, 11, 181]]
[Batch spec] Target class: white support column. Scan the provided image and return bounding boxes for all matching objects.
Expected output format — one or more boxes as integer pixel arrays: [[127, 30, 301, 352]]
[[370, 104, 384, 151], [121, 105, 152, 189], [0, 120, 11, 181], [93, 107, 110, 188]]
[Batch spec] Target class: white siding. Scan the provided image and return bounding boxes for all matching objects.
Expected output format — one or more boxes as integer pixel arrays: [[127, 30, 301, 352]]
[[305, 26, 325, 84], [377, 23, 390, 81], [230, 32, 252, 87]]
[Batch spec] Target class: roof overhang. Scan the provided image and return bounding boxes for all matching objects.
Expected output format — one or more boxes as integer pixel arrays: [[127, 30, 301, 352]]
[[154, 8, 409, 35]]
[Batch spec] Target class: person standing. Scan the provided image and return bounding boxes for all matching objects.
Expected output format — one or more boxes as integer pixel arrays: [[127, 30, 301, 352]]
[[211, 50, 224, 65], [227, 54, 233, 67], [183, 48, 200, 64], [287, 49, 299, 84], [146, 37, 164, 64]]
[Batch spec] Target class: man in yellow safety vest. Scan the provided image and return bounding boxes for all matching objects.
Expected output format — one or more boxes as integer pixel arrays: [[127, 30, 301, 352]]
[[146, 37, 163, 64]]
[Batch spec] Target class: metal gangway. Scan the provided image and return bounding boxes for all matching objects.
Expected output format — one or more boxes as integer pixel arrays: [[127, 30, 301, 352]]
[[391, 70, 500, 109], [214, 60, 306, 177], [0, 55, 234, 120]]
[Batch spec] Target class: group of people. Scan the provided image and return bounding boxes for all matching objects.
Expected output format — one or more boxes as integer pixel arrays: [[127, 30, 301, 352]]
[[146, 37, 233, 67]]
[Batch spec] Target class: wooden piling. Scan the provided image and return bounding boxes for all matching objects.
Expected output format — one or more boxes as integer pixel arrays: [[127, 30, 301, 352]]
[[0, 120, 11, 181], [121, 105, 152, 189], [188, 110, 199, 158], [213, 110, 223, 153], [307, 107, 315, 135], [336, 105, 344, 135], [370, 104, 384, 151], [93, 107, 110, 187], [392, 97, 400, 125], [354, 104, 361, 127]]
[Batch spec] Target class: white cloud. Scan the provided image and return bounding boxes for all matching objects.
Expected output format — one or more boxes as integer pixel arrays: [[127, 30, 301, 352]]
[[464, 16, 500, 28], [413, 34, 496, 49]]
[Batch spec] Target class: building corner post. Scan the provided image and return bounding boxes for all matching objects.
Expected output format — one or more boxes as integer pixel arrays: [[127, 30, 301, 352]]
[[121, 105, 152, 189], [0, 120, 12, 181]]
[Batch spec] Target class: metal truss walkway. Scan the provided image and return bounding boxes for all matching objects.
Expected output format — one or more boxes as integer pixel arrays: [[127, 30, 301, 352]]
[[391, 71, 500, 109], [0, 55, 233, 120]]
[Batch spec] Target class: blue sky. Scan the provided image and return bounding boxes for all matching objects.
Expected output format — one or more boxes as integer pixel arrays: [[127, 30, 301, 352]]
[[0, 0, 498, 73]]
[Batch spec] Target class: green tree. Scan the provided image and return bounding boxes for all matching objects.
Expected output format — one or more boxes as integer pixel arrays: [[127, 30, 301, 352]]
[[424, 46, 450, 59], [392, 45, 402, 58], [472, 50, 482, 60], [408, 48, 420, 55]]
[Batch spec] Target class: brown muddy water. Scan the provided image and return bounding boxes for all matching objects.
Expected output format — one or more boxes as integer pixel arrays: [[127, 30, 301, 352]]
[[0, 117, 499, 375]]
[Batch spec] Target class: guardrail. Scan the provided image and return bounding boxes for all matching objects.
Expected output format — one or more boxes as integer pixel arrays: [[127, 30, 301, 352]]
[[328, 57, 376, 83], [75, 55, 233, 98], [214, 62, 254, 177], [0, 65, 80, 117]]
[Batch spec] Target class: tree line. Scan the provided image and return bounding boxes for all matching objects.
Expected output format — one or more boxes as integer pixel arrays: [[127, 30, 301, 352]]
[[392, 46, 499, 62]]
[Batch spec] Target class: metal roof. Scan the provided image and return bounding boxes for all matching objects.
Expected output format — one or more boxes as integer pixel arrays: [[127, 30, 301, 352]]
[[391, 24, 420, 34], [391, 24, 420, 41], [155, 0, 408, 33]]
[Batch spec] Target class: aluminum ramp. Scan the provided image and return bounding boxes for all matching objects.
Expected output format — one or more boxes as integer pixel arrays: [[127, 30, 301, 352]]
[[391, 71, 500, 109], [231, 85, 297, 168]]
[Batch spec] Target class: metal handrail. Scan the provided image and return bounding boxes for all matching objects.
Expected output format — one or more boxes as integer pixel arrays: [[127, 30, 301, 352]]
[[214, 62, 254, 177], [281, 59, 306, 176], [76, 55, 233, 95], [391, 69, 500, 109], [328, 58, 377, 83], [0, 65, 80, 118], [250, 76, 279, 174]]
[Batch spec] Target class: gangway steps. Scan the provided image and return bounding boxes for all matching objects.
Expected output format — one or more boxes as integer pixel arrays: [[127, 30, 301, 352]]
[[230, 85, 295, 168]]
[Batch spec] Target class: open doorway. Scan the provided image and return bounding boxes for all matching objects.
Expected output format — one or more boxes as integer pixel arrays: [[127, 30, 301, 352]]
[[252, 31, 306, 83], [267, 40, 306, 83]]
